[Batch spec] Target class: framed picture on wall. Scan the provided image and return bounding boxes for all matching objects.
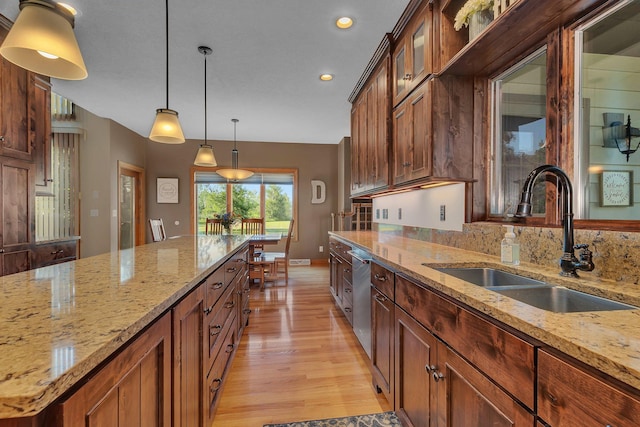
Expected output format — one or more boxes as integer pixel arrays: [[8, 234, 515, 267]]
[[600, 170, 633, 207], [157, 178, 179, 203]]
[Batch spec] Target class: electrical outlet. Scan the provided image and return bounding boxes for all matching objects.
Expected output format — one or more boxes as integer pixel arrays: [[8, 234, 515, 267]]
[[376, 209, 380, 219], [440, 205, 446, 221], [319, 245, 324, 253], [382, 209, 389, 219]]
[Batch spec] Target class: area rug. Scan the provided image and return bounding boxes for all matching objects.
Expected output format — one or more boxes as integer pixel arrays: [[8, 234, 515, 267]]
[[263, 411, 401, 427]]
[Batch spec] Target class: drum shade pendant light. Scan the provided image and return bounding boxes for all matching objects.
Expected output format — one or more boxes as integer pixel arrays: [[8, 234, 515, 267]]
[[149, 0, 184, 144], [0, 0, 87, 80], [217, 119, 254, 181], [193, 46, 217, 167]]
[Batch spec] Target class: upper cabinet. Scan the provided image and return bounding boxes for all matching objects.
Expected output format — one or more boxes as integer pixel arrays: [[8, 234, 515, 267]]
[[392, 1, 433, 107], [350, 55, 391, 196]]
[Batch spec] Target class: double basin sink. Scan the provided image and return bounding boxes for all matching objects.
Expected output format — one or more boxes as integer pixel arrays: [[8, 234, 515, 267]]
[[429, 266, 636, 313]]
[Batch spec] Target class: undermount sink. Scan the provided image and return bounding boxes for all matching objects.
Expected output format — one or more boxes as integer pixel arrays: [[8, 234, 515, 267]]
[[429, 265, 637, 313], [431, 266, 546, 288], [494, 286, 637, 313]]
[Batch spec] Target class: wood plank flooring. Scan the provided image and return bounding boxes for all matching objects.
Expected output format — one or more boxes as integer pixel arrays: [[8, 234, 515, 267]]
[[212, 265, 391, 426]]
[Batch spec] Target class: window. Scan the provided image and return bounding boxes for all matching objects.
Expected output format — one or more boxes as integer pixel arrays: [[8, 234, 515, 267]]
[[194, 170, 296, 236], [490, 47, 548, 217], [574, 0, 640, 220]]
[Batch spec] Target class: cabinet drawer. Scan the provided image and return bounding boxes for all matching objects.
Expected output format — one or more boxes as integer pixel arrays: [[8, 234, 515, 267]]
[[205, 267, 227, 311], [224, 249, 246, 284], [538, 350, 640, 426], [207, 284, 236, 362], [206, 321, 237, 422], [371, 261, 394, 300], [342, 263, 353, 284], [32, 241, 77, 268], [396, 273, 535, 409]]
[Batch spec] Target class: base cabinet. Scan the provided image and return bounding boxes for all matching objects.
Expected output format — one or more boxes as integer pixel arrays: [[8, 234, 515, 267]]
[[58, 313, 172, 426], [371, 261, 395, 404]]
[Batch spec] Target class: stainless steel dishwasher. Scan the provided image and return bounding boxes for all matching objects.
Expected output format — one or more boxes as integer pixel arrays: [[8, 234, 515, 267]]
[[347, 249, 372, 358]]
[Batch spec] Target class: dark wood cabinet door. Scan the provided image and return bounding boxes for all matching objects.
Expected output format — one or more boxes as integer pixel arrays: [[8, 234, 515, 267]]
[[393, 102, 410, 184], [32, 76, 52, 193], [173, 284, 206, 427], [372, 62, 390, 190], [407, 81, 432, 182], [58, 313, 172, 427], [371, 285, 394, 404], [437, 342, 534, 427], [0, 158, 34, 275], [0, 54, 32, 161], [395, 307, 437, 427]]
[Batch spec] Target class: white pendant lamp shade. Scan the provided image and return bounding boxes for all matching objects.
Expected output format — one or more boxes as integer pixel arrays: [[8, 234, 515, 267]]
[[149, 0, 185, 144], [193, 45, 216, 167], [0, 0, 87, 80], [216, 119, 254, 180], [149, 108, 185, 144]]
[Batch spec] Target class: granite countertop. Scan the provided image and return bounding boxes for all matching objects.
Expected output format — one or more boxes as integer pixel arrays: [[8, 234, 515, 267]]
[[0, 235, 250, 419], [331, 230, 640, 391]]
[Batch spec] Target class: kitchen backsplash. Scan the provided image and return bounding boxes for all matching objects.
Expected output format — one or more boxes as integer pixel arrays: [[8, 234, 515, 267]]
[[374, 222, 640, 284]]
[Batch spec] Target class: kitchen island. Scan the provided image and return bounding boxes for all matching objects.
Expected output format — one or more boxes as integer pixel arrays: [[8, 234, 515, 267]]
[[331, 230, 640, 426], [0, 234, 250, 425]]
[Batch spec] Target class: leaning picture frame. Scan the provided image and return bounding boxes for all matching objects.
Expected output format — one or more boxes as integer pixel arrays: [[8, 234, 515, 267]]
[[157, 178, 179, 203], [600, 170, 633, 207]]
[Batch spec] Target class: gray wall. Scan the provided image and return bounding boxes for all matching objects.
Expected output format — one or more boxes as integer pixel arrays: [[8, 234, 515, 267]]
[[76, 106, 338, 260], [146, 138, 338, 261]]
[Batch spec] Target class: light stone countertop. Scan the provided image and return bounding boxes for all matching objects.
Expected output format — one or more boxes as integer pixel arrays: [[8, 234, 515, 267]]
[[0, 234, 250, 419], [331, 230, 640, 392]]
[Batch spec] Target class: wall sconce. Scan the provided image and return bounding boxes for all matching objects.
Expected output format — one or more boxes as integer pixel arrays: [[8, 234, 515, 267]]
[[602, 113, 640, 162]]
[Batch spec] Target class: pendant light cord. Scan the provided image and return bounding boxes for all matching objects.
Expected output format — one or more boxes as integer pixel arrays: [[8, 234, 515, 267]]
[[204, 51, 208, 145], [165, 0, 170, 109]]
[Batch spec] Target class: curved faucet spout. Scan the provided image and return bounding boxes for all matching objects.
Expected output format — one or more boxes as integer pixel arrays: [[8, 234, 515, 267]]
[[514, 164, 593, 277]]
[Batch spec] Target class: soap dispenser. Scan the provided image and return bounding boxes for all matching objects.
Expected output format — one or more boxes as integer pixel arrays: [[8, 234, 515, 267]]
[[501, 225, 520, 265]]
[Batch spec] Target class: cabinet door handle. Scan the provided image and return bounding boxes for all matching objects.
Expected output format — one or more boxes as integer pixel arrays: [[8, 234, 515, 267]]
[[227, 267, 237, 273], [212, 282, 224, 290], [226, 343, 234, 353], [204, 307, 212, 315], [433, 371, 444, 382], [210, 324, 222, 336], [0, 136, 4, 142], [210, 378, 222, 393], [403, 73, 412, 80], [425, 364, 436, 373], [224, 301, 235, 309], [374, 293, 386, 302], [344, 268, 350, 273], [374, 273, 387, 282]]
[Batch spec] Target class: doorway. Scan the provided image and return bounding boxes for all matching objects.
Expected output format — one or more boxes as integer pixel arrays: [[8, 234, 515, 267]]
[[118, 162, 145, 249]]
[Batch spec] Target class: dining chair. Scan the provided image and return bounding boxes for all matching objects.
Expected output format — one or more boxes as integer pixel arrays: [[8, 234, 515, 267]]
[[262, 219, 294, 288], [205, 218, 224, 235], [149, 218, 166, 242], [242, 217, 265, 254]]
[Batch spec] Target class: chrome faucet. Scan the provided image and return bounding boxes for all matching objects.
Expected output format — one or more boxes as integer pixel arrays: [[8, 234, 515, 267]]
[[514, 165, 595, 278]]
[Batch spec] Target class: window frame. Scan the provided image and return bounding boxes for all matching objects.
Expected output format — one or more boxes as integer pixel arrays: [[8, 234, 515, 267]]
[[190, 166, 298, 240]]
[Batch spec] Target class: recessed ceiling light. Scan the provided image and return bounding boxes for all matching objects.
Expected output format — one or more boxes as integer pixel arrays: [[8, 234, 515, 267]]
[[320, 74, 334, 81], [336, 17, 353, 29]]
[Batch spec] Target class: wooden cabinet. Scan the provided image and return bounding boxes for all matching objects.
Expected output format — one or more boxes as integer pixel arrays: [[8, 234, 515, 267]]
[[350, 57, 390, 196], [173, 282, 206, 427], [538, 350, 640, 427], [395, 307, 437, 427], [0, 157, 34, 275], [32, 76, 52, 194], [392, 1, 433, 106], [32, 240, 77, 268], [370, 261, 395, 404], [393, 79, 432, 185], [58, 312, 172, 426], [328, 237, 353, 321]]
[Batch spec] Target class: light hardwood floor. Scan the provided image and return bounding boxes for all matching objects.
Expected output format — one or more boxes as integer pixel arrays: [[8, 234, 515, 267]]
[[213, 265, 391, 426]]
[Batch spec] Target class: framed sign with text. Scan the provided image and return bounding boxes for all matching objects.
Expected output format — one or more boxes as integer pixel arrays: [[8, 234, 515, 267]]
[[157, 178, 179, 203], [600, 170, 633, 207]]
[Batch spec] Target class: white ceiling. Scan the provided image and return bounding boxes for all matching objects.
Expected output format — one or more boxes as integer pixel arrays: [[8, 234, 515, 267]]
[[0, 0, 410, 144]]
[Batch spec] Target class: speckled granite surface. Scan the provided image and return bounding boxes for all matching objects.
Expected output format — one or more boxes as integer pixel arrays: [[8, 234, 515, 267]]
[[331, 230, 640, 392], [0, 235, 249, 419]]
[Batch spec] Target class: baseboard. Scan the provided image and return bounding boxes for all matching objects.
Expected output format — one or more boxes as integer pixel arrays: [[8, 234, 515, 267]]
[[289, 259, 311, 266]]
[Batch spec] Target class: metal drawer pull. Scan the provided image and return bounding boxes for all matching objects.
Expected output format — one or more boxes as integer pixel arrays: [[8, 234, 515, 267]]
[[212, 282, 224, 290], [425, 364, 436, 373], [374, 294, 386, 302], [204, 307, 212, 315], [374, 273, 386, 282], [433, 371, 444, 382], [226, 343, 234, 353], [227, 267, 237, 273], [210, 324, 222, 336], [224, 301, 235, 309], [210, 378, 222, 393]]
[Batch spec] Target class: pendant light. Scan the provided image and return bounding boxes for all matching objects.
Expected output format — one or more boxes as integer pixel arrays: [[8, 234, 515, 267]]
[[193, 46, 217, 167], [149, 0, 185, 144], [217, 119, 254, 181], [0, 0, 87, 80]]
